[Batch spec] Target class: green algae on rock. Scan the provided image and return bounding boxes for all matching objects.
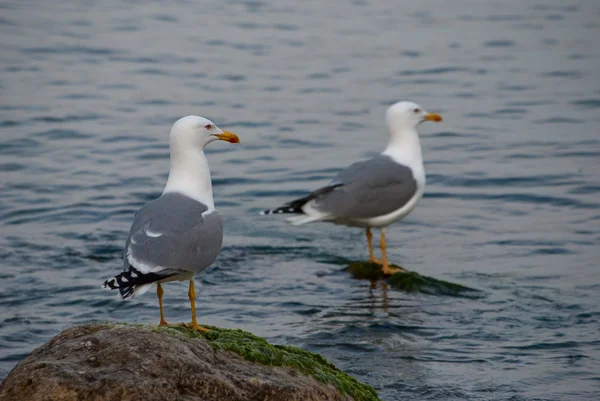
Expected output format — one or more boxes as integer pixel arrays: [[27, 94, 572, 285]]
[[345, 261, 480, 297], [157, 324, 380, 401], [1, 322, 380, 401]]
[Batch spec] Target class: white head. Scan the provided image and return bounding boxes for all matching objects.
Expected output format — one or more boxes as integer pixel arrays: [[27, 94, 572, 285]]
[[169, 115, 239, 153], [385, 101, 442, 135], [163, 116, 239, 206]]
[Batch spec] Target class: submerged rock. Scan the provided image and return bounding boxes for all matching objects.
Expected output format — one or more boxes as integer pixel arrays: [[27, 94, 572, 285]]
[[0, 323, 379, 401], [346, 261, 480, 297]]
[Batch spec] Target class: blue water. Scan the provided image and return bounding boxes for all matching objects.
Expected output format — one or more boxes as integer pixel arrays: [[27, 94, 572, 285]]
[[1, 1, 600, 400]]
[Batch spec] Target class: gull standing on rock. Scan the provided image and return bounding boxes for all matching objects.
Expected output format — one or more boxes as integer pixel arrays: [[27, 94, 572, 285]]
[[262, 101, 441, 275], [104, 116, 239, 331]]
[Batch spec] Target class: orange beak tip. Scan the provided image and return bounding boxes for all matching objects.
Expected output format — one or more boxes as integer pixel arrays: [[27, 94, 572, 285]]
[[215, 131, 240, 143], [425, 113, 443, 123]]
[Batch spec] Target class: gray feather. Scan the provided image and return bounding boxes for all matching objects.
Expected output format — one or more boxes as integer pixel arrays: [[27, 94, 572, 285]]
[[124, 192, 223, 275], [309, 155, 418, 219]]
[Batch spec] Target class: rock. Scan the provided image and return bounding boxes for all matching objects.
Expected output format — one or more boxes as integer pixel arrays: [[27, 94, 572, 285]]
[[0, 323, 379, 401], [345, 261, 481, 297]]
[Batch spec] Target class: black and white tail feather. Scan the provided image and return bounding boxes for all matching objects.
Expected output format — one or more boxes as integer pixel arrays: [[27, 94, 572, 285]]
[[260, 205, 301, 215], [103, 265, 176, 300], [260, 184, 341, 215]]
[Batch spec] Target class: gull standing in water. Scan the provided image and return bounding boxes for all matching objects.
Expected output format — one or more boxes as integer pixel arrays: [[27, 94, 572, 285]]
[[104, 116, 239, 331], [262, 101, 441, 275]]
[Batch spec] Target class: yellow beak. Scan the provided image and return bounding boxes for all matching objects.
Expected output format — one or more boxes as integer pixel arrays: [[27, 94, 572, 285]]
[[423, 113, 443, 122], [214, 130, 240, 143]]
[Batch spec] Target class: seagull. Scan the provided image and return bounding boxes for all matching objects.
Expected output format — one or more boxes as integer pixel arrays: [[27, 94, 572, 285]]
[[262, 101, 441, 275], [104, 116, 239, 331]]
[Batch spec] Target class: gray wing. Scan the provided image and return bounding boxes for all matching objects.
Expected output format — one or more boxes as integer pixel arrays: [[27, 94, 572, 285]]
[[310, 155, 418, 219], [124, 193, 223, 275]]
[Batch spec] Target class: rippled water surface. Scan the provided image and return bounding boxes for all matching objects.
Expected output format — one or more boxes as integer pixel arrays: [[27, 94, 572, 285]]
[[2, 1, 600, 400]]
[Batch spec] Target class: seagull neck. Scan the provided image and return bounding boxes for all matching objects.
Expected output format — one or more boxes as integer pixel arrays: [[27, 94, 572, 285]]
[[382, 128, 423, 167], [163, 148, 215, 209]]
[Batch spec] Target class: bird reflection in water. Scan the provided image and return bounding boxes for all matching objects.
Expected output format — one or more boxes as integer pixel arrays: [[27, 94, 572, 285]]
[[368, 280, 390, 314]]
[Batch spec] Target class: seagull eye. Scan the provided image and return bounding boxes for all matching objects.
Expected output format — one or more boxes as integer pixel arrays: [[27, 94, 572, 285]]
[[413, 108, 420, 113], [204, 124, 212, 130]]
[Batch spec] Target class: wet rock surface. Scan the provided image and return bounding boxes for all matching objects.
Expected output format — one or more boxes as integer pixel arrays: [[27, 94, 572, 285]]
[[346, 261, 481, 297]]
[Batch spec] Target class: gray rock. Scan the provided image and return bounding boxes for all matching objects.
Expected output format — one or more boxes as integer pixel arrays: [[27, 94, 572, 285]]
[[0, 323, 375, 401]]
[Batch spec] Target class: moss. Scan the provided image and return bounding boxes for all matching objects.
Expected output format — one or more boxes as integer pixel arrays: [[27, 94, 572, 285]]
[[151, 325, 380, 401], [345, 261, 404, 281], [345, 261, 481, 297]]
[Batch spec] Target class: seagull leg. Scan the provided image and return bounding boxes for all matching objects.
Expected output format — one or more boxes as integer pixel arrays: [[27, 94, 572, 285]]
[[380, 229, 404, 275], [157, 283, 168, 326], [366, 228, 382, 264], [186, 279, 209, 332]]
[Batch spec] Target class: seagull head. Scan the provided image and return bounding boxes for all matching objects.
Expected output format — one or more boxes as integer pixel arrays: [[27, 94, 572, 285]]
[[385, 101, 442, 135], [170, 115, 240, 151]]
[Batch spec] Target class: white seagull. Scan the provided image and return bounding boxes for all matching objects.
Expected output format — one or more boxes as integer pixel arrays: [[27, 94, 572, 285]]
[[104, 116, 239, 331], [262, 101, 442, 275]]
